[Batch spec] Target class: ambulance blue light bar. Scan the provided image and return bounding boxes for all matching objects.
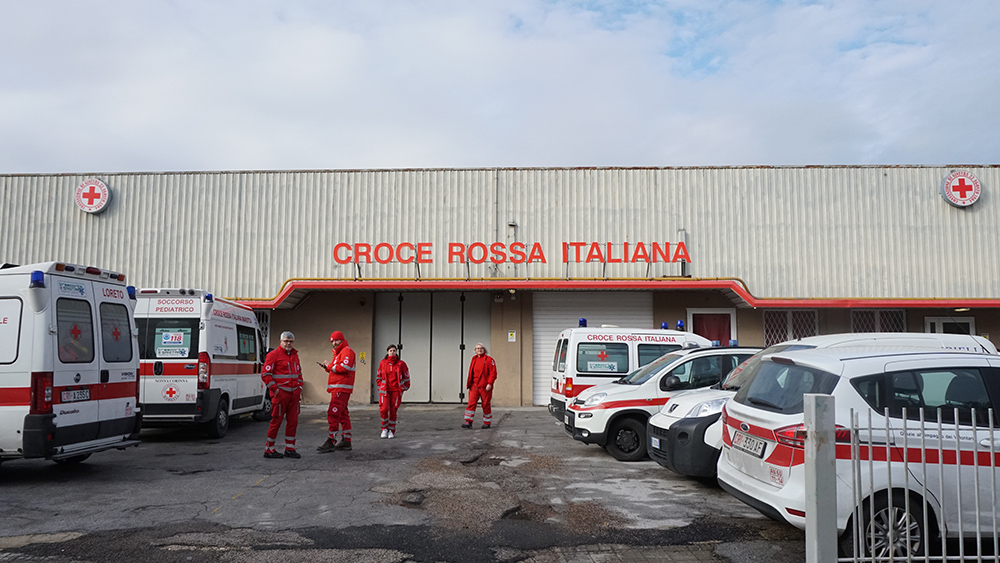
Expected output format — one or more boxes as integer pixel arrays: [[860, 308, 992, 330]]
[[204, 293, 214, 303], [579, 318, 587, 327], [660, 321, 669, 329], [127, 286, 136, 300], [29, 270, 45, 288], [676, 320, 685, 331]]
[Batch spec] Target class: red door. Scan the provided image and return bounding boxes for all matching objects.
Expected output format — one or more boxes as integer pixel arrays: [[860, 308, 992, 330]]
[[692, 314, 731, 345]]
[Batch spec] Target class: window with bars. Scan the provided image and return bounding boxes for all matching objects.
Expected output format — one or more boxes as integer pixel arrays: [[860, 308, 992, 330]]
[[851, 309, 906, 333], [763, 310, 818, 347]]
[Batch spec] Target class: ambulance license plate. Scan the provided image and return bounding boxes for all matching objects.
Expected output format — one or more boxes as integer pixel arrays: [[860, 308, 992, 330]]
[[650, 436, 660, 450], [61, 389, 90, 403], [564, 413, 570, 426], [732, 431, 766, 458]]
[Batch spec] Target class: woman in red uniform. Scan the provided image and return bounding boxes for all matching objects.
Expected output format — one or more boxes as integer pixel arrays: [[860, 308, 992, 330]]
[[462, 343, 497, 429], [376, 344, 410, 439]]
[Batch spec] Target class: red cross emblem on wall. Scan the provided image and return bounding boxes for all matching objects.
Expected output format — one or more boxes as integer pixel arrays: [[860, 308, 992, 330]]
[[81, 185, 102, 205], [70, 324, 81, 339], [951, 178, 973, 199], [597, 350, 608, 361], [942, 171, 982, 207]]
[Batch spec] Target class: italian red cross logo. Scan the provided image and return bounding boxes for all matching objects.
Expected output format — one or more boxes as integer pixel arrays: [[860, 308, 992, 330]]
[[70, 324, 81, 339], [942, 171, 982, 207], [597, 350, 608, 361], [74, 179, 110, 214], [81, 185, 101, 205], [112, 326, 121, 341], [163, 384, 180, 401]]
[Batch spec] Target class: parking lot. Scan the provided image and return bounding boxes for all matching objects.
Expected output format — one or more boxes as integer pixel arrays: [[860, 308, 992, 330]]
[[0, 404, 804, 562]]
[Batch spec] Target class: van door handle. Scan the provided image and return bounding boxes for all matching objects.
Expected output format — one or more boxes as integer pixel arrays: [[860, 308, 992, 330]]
[[154, 361, 163, 376], [979, 439, 1000, 448], [100, 369, 110, 383]]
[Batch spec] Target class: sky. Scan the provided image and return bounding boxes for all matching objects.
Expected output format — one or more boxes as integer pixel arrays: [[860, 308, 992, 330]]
[[1, 0, 998, 174]]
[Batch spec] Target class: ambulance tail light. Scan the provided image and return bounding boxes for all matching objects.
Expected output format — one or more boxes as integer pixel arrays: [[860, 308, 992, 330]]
[[198, 352, 211, 389], [565, 377, 573, 395], [139, 289, 159, 294], [30, 372, 54, 415], [774, 423, 850, 449], [85, 267, 101, 276], [29, 270, 45, 288]]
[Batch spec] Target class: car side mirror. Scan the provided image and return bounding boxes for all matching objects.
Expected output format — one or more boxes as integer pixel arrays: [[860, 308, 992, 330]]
[[662, 375, 684, 391]]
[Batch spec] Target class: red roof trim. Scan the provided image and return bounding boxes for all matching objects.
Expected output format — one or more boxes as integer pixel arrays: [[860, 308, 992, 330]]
[[230, 278, 1000, 310]]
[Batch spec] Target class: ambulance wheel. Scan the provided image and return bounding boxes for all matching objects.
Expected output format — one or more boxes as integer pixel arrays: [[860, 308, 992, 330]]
[[206, 397, 229, 439], [54, 454, 91, 465], [607, 418, 647, 461], [252, 391, 272, 422]]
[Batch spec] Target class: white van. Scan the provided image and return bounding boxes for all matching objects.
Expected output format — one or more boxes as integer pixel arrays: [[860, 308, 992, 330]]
[[135, 289, 267, 438], [548, 321, 713, 420], [0, 261, 141, 465], [648, 332, 998, 478]]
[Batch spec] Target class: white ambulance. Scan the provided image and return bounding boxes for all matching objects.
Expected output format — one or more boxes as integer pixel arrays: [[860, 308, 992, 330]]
[[547, 320, 713, 421], [135, 289, 267, 439], [0, 261, 141, 465]]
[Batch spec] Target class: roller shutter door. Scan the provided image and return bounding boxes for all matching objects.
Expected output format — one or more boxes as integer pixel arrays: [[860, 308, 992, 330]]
[[531, 292, 654, 405]]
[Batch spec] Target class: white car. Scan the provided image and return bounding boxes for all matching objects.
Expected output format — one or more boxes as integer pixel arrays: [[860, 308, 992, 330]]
[[564, 347, 759, 461], [716, 346, 1000, 557], [648, 332, 998, 478]]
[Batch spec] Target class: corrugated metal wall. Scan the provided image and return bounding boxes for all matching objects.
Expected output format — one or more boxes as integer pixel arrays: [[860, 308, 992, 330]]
[[1, 166, 997, 300]]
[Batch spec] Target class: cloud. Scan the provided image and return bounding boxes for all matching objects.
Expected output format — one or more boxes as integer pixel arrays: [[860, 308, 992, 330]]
[[0, 0, 998, 173]]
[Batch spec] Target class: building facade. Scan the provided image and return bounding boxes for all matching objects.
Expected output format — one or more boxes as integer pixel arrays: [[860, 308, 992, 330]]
[[3, 166, 997, 406]]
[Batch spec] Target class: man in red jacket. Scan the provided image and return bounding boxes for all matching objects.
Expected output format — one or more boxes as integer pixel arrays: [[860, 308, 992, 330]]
[[462, 342, 498, 429], [261, 331, 303, 459], [318, 330, 356, 452]]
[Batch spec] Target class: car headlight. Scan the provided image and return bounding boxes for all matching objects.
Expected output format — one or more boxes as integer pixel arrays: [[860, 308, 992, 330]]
[[582, 393, 607, 407], [684, 397, 729, 418]]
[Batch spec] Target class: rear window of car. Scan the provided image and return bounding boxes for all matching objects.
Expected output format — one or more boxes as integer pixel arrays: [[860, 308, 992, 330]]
[[732, 359, 840, 414], [721, 343, 816, 390]]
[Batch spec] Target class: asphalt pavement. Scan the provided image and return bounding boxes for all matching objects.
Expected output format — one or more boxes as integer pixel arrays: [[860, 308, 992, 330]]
[[0, 404, 805, 562]]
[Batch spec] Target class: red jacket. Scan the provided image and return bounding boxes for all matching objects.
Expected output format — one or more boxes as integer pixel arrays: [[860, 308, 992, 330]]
[[262, 347, 303, 392], [377, 357, 411, 392], [466, 354, 497, 390], [326, 340, 356, 394]]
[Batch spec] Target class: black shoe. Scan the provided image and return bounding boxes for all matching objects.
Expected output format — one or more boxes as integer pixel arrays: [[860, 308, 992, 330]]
[[283, 450, 301, 459], [461, 423, 472, 429], [334, 441, 352, 451], [481, 424, 492, 429], [317, 439, 336, 453], [264, 451, 283, 459]]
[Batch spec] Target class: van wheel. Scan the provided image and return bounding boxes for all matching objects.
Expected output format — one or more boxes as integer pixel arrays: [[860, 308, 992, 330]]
[[54, 454, 91, 465], [606, 418, 647, 461], [252, 391, 272, 422], [206, 397, 229, 439], [844, 491, 929, 558]]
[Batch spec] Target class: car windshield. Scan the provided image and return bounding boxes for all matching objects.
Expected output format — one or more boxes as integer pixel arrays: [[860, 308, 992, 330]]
[[721, 344, 816, 390], [621, 352, 686, 384]]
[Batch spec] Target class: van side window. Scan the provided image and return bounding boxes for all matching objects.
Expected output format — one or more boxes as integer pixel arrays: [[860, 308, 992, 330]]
[[57, 298, 95, 363], [887, 368, 993, 426], [638, 344, 681, 367], [140, 318, 200, 360], [99, 303, 133, 363], [0, 297, 22, 364], [237, 326, 258, 362], [577, 343, 629, 375]]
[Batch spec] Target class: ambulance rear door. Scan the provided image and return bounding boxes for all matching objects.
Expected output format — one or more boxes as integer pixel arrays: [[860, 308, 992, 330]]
[[51, 279, 102, 445], [137, 296, 202, 417], [93, 281, 139, 439]]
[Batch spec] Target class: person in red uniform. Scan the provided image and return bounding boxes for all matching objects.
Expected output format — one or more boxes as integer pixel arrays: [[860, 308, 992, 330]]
[[376, 344, 410, 439], [462, 342, 497, 429], [317, 330, 356, 452], [261, 331, 303, 459]]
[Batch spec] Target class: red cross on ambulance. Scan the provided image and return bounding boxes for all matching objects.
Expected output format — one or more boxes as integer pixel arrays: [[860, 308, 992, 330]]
[[597, 350, 608, 361]]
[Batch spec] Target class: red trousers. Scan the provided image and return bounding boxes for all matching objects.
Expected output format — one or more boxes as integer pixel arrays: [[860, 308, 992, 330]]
[[464, 386, 493, 425], [327, 392, 352, 442], [265, 389, 300, 452], [379, 387, 402, 431]]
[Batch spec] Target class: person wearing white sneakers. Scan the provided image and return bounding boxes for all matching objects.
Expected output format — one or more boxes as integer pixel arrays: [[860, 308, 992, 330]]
[[376, 344, 410, 439]]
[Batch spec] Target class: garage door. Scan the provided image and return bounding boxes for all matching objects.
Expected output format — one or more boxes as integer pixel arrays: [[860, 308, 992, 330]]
[[531, 292, 654, 405]]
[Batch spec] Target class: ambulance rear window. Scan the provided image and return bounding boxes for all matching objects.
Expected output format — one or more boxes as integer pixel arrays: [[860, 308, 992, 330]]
[[138, 318, 199, 360], [100, 303, 133, 363], [57, 298, 95, 364]]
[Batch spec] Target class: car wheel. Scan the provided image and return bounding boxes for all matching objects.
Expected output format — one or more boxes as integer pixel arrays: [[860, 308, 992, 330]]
[[606, 418, 647, 461], [845, 491, 929, 558], [206, 397, 229, 439], [252, 391, 272, 422], [54, 454, 91, 465]]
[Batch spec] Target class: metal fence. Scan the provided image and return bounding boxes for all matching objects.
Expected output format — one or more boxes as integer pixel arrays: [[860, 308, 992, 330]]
[[804, 395, 1000, 562]]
